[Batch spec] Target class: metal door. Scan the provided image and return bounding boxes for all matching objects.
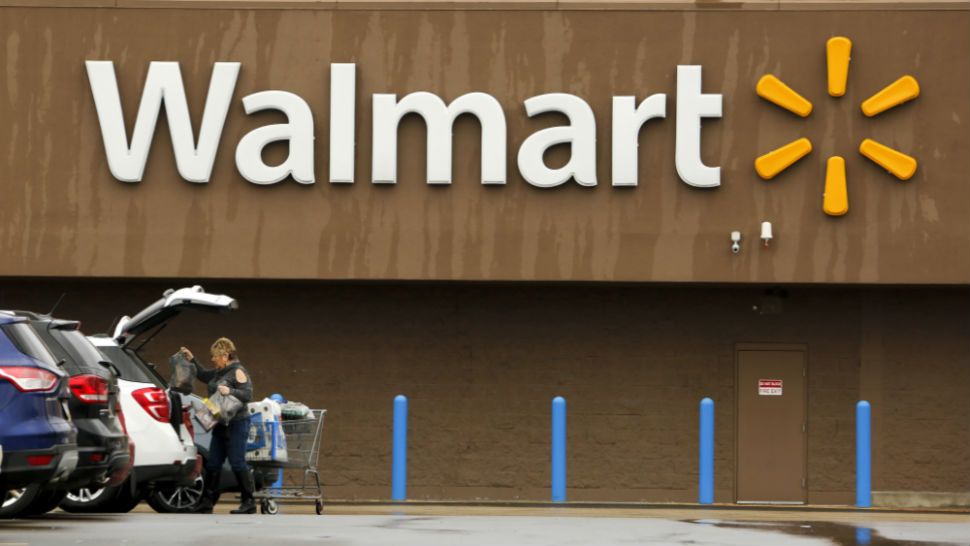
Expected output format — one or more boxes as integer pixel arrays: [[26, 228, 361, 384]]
[[736, 349, 806, 503]]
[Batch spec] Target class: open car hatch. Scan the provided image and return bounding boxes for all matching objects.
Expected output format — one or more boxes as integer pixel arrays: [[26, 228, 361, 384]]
[[112, 286, 238, 347]]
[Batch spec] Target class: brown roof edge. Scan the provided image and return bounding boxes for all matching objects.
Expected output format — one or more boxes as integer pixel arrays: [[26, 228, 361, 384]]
[[0, 0, 966, 11]]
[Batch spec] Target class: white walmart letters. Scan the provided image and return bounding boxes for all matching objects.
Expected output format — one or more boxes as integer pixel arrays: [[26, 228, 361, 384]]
[[235, 91, 316, 185], [372, 91, 506, 185], [611, 94, 667, 187], [329, 63, 356, 184], [86, 61, 724, 189], [675, 65, 722, 188], [85, 60, 239, 183], [518, 93, 598, 188]]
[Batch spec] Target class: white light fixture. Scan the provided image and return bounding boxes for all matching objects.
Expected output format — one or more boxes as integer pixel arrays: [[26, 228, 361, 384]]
[[761, 221, 773, 247]]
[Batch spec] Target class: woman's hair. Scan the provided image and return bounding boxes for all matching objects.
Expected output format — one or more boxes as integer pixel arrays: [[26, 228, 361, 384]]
[[210, 337, 237, 360]]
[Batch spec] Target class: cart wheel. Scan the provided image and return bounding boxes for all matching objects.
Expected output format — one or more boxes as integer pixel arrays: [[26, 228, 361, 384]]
[[261, 500, 279, 515], [315, 499, 323, 515]]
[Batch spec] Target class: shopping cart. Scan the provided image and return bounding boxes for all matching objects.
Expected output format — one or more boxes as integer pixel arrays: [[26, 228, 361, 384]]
[[248, 409, 326, 514]]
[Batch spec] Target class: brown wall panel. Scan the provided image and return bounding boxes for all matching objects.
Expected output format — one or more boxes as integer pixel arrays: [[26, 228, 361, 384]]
[[0, 280, 965, 502], [1, 7, 968, 283], [861, 292, 970, 494]]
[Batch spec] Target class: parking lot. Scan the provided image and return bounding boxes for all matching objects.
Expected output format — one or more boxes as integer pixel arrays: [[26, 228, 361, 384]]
[[2, 505, 968, 546]]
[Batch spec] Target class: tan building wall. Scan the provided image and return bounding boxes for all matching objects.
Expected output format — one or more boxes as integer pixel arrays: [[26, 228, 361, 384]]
[[0, 2, 968, 284], [1, 279, 966, 504]]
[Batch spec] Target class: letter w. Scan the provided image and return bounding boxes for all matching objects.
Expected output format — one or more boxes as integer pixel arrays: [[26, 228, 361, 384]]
[[85, 61, 240, 183]]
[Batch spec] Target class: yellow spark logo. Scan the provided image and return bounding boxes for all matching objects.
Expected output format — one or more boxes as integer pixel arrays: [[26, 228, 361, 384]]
[[754, 37, 920, 217]]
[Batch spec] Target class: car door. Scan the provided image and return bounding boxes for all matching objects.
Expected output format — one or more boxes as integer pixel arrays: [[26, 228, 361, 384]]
[[112, 286, 238, 348]]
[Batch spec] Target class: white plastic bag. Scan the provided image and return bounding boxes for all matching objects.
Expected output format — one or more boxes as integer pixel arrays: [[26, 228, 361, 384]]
[[207, 389, 244, 425]]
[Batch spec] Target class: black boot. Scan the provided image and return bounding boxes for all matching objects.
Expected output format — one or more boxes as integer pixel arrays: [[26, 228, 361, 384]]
[[230, 470, 257, 514]]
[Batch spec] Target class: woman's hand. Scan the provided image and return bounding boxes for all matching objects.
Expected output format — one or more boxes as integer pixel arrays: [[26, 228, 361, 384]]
[[217, 385, 231, 396], [180, 347, 194, 361]]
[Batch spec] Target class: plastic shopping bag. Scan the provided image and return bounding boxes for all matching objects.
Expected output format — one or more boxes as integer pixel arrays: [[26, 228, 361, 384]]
[[196, 402, 219, 431], [281, 401, 311, 420], [208, 389, 244, 425], [168, 352, 196, 394], [245, 411, 288, 463], [247, 412, 268, 451]]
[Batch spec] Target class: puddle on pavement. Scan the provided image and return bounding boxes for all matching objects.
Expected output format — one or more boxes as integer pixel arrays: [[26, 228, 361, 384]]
[[689, 520, 964, 546]]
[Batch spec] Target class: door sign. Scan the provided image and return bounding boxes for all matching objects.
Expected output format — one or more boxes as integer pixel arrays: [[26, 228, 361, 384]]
[[758, 379, 783, 396]]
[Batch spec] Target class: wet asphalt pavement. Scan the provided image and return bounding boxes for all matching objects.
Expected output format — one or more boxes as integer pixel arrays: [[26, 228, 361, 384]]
[[1, 507, 968, 545]]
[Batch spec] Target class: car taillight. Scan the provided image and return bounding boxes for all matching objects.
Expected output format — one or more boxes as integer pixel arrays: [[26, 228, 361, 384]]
[[27, 454, 55, 466], [190, 454, 202, 479], [0, 366, 58, 392], [69, 375, 110, 403], [131, 387, 170, 422], [182, 409, 195, 439]]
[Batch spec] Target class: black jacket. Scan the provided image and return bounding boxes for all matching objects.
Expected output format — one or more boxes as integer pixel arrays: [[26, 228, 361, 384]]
[[192, 359, 254, 421]]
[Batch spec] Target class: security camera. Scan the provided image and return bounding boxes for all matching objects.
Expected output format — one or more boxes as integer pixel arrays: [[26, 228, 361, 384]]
[[731, 231, 742, 254]]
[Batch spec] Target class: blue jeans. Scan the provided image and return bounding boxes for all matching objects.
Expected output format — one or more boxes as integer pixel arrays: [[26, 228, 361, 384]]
[[206, 418, 249, 475]]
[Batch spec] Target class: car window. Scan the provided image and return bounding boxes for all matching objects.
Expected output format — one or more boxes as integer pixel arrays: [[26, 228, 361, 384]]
[[126, 349, 168, 386], [29, 326, 82, 375], [53, 329, 109, 373], [1, 323, 59, 367], [98, 345, 165, 387]]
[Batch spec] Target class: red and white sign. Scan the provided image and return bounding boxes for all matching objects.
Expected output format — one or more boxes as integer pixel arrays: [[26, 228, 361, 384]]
[[758, 379, 783, 396]]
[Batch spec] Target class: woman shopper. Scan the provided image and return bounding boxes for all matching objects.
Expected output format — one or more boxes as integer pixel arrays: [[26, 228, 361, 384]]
[[180, 338, 256, 514]]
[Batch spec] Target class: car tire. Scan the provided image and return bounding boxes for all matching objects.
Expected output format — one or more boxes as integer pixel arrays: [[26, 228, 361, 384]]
[[59, 484, 119, 513], [105, 481, 143, 513], [146, 472, 206, 514], [0, 485, 44, 518], [21, 489, 67, 516]]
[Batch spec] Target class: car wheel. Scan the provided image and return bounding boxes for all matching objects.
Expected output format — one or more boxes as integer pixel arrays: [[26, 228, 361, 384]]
[[0, 485, 43, 518], [146, 474, 204, 514], [59, 485, 118, 513], [21, 489, 68, 516], [105, 481, 143, 513]]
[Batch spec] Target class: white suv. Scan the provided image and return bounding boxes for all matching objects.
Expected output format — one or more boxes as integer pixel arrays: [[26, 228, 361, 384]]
[[62, 286, 237, 512]]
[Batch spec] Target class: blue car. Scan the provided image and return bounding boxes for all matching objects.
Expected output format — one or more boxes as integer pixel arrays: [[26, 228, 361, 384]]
[[0, 312, 78, 511]]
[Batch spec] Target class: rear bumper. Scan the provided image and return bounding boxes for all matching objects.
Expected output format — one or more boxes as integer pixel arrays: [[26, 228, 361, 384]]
[[0, 443, 79, 490], [132, 455, 201, 487], [58, 447, 132, 490]]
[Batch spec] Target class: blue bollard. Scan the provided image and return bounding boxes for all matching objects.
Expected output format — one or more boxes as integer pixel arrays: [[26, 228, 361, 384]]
[[392, 394, 408, 501], [551, 396, 567, 502], [272, 469, 283, 492], [856, 400, 872, 508], [699, 397, 715, 504]]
